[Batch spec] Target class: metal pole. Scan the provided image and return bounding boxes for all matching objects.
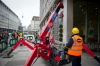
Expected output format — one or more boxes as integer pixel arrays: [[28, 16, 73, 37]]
[[22, 15, 23, 31]]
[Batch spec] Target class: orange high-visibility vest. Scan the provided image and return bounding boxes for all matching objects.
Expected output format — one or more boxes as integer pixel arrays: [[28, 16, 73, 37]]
[[68, 35, 83, 56]]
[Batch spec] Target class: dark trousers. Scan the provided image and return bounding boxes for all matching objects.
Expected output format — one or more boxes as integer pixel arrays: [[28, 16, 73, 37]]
[[35, 37, 38, 43], [70, 55, 81, 66]]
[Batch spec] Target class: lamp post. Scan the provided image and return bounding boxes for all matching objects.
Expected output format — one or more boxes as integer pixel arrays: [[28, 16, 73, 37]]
[[22, 15, 24, 32]]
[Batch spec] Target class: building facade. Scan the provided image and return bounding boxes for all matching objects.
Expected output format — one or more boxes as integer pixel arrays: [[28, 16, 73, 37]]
[[40, 0, 100, 43], [30, 16, 40, 32], [40, 0, 65, 42], [27, 24, 31, 32], [0, 1, 21, 32]]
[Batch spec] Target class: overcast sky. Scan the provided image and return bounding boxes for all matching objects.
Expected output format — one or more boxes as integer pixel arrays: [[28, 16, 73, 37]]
[[2, 0, 40, 27]]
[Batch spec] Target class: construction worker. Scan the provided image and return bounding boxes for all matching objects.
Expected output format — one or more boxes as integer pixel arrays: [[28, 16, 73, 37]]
[[14, 31, 19, 39], [19, 31, 23, 46], [34, 32, 39, 43], [65, 27, 83, 66]]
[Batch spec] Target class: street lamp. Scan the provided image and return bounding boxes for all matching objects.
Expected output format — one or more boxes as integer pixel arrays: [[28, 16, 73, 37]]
[[22, 15, 24, 32]]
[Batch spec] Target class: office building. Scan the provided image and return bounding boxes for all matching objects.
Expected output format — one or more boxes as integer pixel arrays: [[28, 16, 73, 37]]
[[40, 0, 100, 43], [0, 0, 21, 32]]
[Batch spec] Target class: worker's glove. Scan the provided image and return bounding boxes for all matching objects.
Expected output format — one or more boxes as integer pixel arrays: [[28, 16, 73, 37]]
[[63, 45, 68, 51], [64, 47, 68, 51]]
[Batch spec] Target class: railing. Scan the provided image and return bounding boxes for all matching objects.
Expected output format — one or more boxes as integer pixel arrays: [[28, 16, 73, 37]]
[[0, 36, 34, 53]]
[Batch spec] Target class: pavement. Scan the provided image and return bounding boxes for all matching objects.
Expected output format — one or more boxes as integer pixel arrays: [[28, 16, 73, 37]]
[[0, 46, 49, 66], [0, 45, 100, 66], [65, 52, 100, 66]]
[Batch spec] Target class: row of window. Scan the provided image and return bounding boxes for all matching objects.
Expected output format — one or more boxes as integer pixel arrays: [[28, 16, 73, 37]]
[[0, 1, 21, 30]]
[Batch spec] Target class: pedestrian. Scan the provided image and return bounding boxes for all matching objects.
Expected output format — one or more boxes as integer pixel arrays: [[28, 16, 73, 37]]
[[2, 32, 5, 40], [19, 31, 23, 46], [14, 31, 19, 39], [65, 27, 83, 66], [0, 33, 2, 41], [34, 32, 39, 43], [3, 31, 9, 41]]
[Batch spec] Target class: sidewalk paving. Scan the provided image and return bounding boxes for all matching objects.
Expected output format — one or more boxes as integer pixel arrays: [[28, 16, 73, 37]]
[[64, 52, 100, 66], [0, 46, 49, 66], [0, 45, 100, 66]]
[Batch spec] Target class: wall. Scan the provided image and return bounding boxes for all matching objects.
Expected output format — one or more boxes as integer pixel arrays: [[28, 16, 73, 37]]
[[63, 0, 73, 43]]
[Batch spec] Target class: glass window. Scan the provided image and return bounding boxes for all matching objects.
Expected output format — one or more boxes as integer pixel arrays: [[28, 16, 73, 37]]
[[73, 0, 99, 42], [87, 1, 98, 42], [73, 0, 86, 42]]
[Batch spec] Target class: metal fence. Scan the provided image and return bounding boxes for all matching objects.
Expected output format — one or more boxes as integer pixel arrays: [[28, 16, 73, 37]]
[[9, 38, 18, 47], [0, 38, 18, 53], [0, 40, 8, 53], [0, 36, 34, 53]]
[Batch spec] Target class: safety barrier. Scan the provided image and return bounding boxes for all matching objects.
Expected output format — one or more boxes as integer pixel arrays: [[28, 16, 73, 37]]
[[9, 38, 18, 47], [85, 42, 100, 52], [27, 36, 33, 40], [0, 40, 8, 53]]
